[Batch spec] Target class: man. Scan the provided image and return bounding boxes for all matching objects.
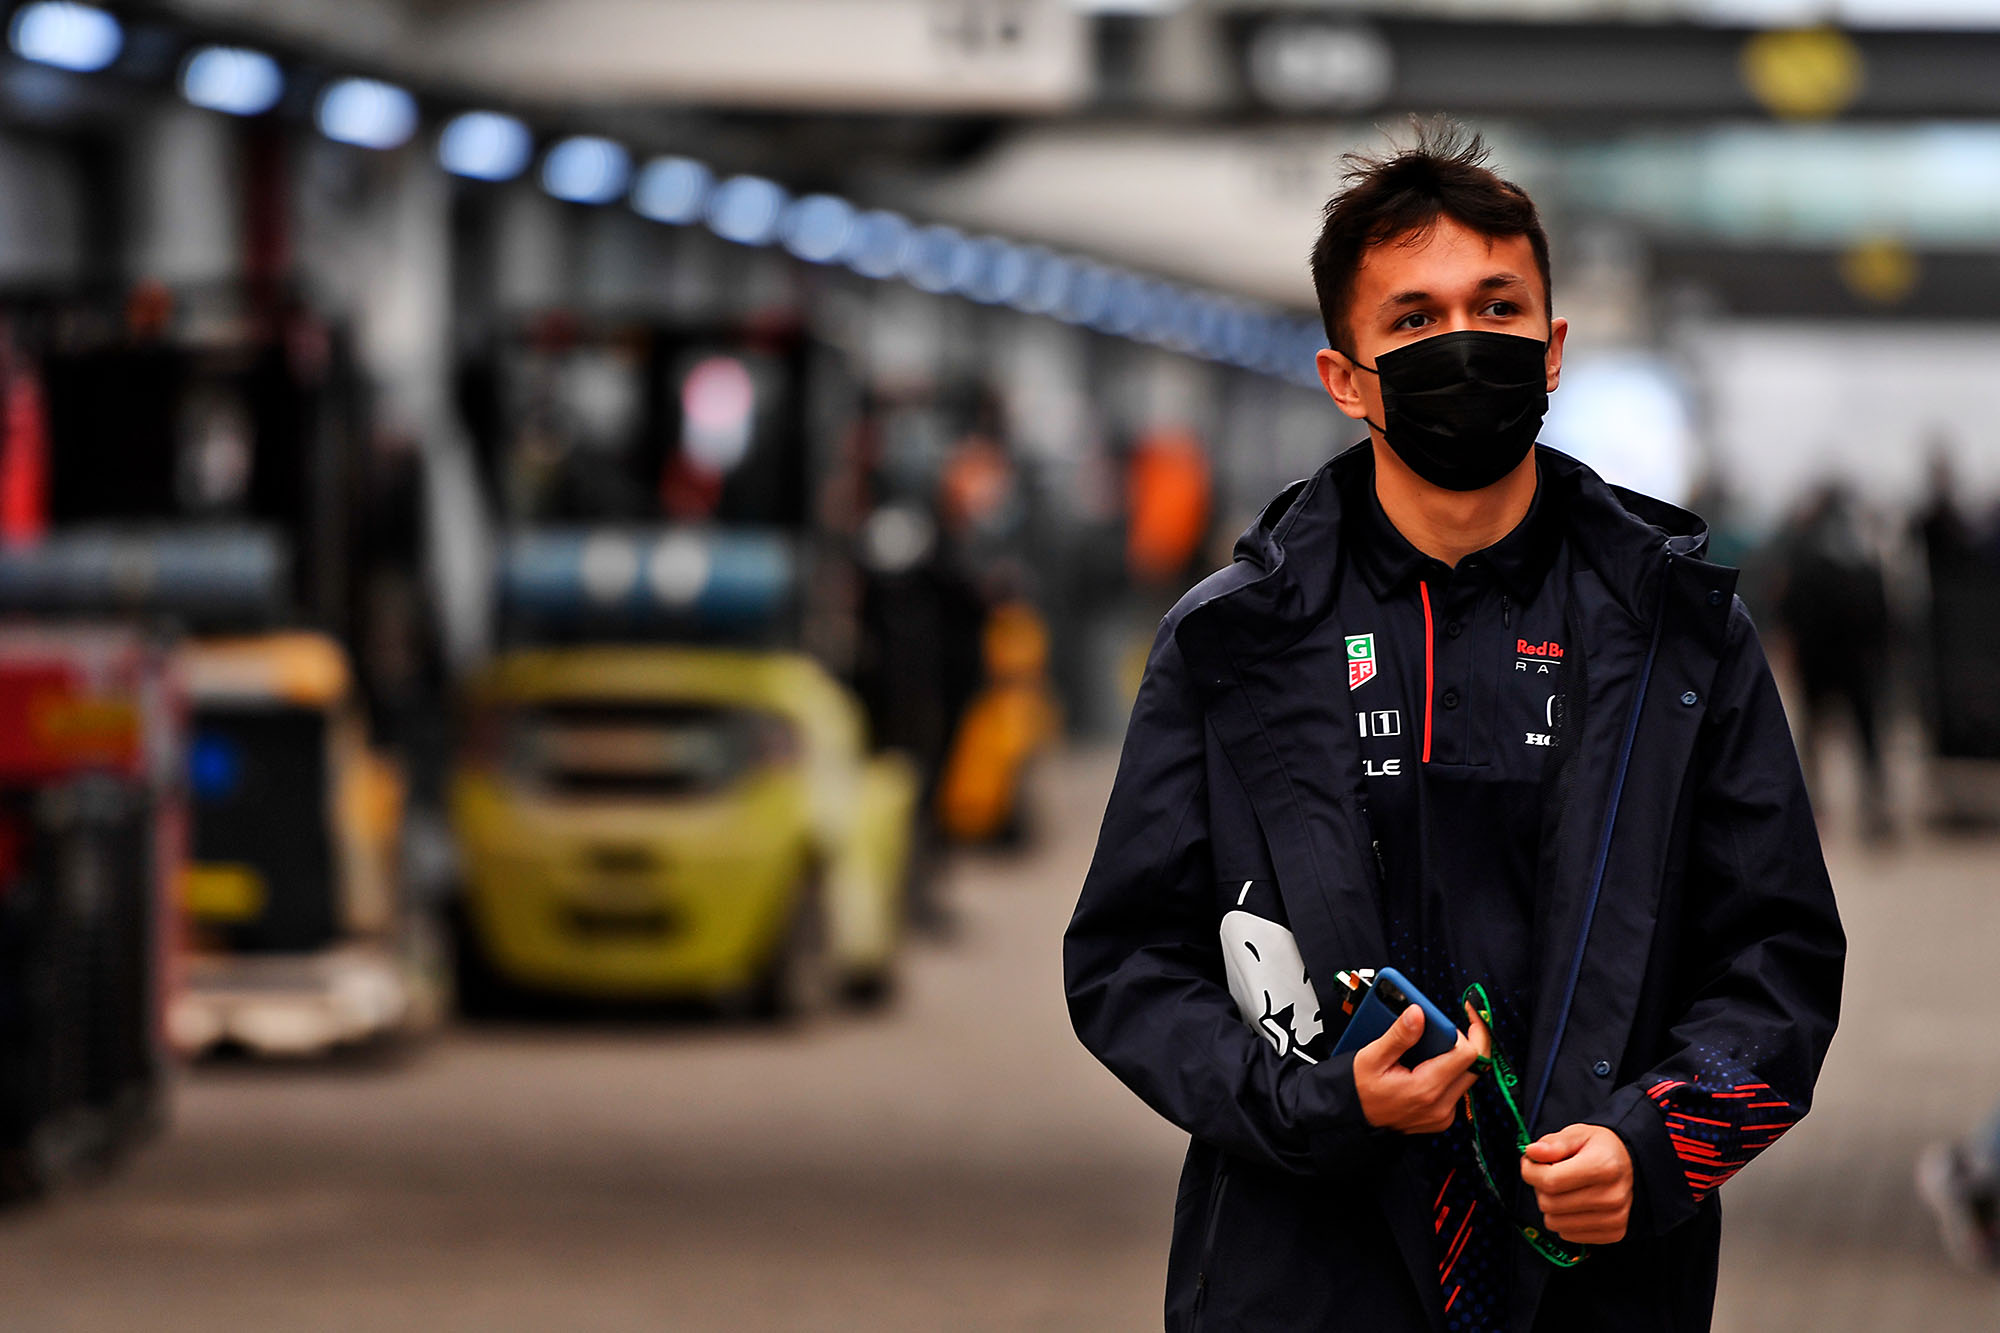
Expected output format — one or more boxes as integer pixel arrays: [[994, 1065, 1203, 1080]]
[[1772, 482, 1893, 839], [1063, 121, 1845, 1332]]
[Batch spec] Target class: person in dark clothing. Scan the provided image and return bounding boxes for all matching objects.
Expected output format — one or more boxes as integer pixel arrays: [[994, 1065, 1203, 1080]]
[[1063, 121, 1844, 1333], [1772, 482, 1893, 839], [1908, 445, 2000, 769], [46, 280, 187, 523], [1914, 444, 1976, 587]]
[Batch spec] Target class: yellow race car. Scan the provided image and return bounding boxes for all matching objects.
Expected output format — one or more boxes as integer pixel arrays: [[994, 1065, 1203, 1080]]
[[450, 644, 916, 1018]]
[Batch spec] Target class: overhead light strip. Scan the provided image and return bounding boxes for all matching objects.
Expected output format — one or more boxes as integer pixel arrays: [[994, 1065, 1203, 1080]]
[[9, 7, 1322, 386]]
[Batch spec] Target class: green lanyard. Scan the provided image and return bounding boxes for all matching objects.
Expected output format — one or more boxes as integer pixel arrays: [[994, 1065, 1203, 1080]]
[[1460, 982, 1589, 1268]]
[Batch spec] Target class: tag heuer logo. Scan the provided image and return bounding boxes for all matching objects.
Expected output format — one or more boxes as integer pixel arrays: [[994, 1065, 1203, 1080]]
[[1345, 633, 1377, 690]]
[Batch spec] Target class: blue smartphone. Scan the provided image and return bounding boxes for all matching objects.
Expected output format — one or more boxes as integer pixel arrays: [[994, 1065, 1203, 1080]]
[[1329, 967, 1461, 1068]]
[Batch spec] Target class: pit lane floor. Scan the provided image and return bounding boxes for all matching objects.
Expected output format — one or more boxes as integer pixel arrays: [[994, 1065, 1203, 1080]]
[[1, 749, 1995, 1331]]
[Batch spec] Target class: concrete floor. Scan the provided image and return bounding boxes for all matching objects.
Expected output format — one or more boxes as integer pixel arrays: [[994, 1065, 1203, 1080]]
[[2, 748, 1997, 1331]]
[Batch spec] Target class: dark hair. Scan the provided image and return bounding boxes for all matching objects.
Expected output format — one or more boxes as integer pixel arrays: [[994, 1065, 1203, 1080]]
[[1309, 117, 1551, 357]]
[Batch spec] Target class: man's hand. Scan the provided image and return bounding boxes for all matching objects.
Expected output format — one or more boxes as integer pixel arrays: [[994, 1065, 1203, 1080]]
[[1520, 1124, 1634, 1244], [1354, 1002, 1488, 1135]]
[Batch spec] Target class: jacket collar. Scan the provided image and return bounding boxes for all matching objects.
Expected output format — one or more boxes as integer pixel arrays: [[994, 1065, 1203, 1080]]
[[1342, 451, 1562, 603], [1192, 441, 1713, 658]]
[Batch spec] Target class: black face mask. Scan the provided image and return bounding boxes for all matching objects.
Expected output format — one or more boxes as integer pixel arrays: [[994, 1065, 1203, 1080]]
[[1357, 330, 1550, 492]]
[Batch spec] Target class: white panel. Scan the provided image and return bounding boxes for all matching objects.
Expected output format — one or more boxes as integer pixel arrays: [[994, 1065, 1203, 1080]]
[[865, 284, 949, 393], [126, 105, 241, 286], [1679, 320, 2000, 524], [1541, 352, 1697, 506], [998, 314, 1094, 464], [491, 183, 567, 313], [424, 0, 1089, 110], [163, 0, 1090, 109], [905, 121, 1551, 309], [1213, 0, 2000, 26], [0, 132, 82, 283], [357, 151, 452, 406], [905, 126, 1343, 308]]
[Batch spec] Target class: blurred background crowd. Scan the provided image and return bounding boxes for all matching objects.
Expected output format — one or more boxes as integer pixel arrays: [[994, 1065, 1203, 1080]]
[[0, 1, 1998, 1329]]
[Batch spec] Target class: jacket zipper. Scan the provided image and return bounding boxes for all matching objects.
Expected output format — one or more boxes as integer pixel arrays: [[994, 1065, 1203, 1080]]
[[1191, 1163, 1231, 1329], [1525, 553, 1674, 1131]]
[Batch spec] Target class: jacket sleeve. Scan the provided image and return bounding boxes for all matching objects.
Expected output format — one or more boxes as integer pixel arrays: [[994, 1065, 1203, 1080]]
[[1063, 617, 1388, 1177], [1587, 600, 1846, 1236]]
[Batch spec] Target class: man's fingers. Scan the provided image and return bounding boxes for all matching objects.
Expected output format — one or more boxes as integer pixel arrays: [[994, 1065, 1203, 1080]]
[[1360, 1005, 1426, 1069], [1519, 1153, 1579, 1188], [1538, 1168, 1622, 1197], [1534, 1178, 1615, 1207], [1547, 1216, 1628, 1245], [1462, 1001, 1493, 1060], [1525, 1157, 1616, 1196], [1413, 1035, 1478, 1086], [1542, 1205, 1628, 1228], [1524, 1124, 1591, 1164], [1520, 1157, 1617, 1195], [1534, 1184, 1628, 1215], [1542, 1208, 1625, 1232]]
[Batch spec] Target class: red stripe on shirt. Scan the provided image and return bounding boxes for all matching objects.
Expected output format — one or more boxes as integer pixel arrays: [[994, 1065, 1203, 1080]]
[[1419, 580, 1435, 763]]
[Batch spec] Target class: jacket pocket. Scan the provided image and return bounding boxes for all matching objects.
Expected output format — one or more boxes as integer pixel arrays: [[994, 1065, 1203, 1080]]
[[1191, 1158, 1231, 1331]]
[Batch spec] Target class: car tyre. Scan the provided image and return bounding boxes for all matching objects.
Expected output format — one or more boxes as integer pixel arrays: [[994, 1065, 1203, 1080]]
[[841, 967, 897, 1010], [750, 873, 834, 1024], [447, 900, 518, 1021]]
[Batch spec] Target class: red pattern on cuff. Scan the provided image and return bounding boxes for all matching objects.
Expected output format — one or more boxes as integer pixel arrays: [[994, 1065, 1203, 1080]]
[[1644, 1077, 1799, 1201]]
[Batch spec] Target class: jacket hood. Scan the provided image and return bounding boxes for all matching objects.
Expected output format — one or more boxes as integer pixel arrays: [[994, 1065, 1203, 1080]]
[[1196, 442, 1714, 660]]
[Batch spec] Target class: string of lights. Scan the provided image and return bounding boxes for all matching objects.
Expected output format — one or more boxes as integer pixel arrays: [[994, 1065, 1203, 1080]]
[[3, 1, 1327, 387]]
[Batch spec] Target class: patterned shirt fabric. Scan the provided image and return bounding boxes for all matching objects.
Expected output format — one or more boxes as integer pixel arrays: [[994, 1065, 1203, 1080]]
[[1336, 455, 1570, 1332]]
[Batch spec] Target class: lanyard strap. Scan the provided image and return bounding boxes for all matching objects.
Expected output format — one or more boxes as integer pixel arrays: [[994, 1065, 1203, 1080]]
[[1461, 982, 1589, 1268]]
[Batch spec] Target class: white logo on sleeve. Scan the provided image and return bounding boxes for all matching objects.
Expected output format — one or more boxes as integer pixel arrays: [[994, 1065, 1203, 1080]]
[[1219, 909, 1324, 1063]]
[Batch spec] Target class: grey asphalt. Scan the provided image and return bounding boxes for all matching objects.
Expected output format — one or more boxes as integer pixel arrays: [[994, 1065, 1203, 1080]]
[[1, 749, 1996, 1331]]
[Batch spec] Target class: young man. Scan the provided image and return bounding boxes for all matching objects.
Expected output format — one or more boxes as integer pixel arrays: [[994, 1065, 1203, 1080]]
[[1063, 122, 1845, 1332]]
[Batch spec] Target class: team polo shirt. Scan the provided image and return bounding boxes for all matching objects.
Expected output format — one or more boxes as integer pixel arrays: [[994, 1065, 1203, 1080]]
[[1335, 455, 1572, 1333]]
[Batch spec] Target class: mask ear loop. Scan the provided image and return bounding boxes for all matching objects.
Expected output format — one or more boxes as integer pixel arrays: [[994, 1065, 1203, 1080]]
[[1339, 354, 1390, 439]]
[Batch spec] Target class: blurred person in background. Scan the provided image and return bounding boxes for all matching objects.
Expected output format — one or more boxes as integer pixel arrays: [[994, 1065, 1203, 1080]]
[[845, 391, 1007, 925], [1124, 424, 1214, 591], [1683, 473, 1755, 577], [1919, 1108, 2000, 1274], [1064, 121, 1844, 1333], [1914, 440, 1976, 586], [46, 279, 185, 524], [1771, 481, 1894, 840], [1911, 442, 1975, 757]]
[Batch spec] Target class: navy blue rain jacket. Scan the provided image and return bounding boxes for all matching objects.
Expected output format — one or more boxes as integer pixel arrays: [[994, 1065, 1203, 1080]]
[[1064, 444, 1845, 1332]]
